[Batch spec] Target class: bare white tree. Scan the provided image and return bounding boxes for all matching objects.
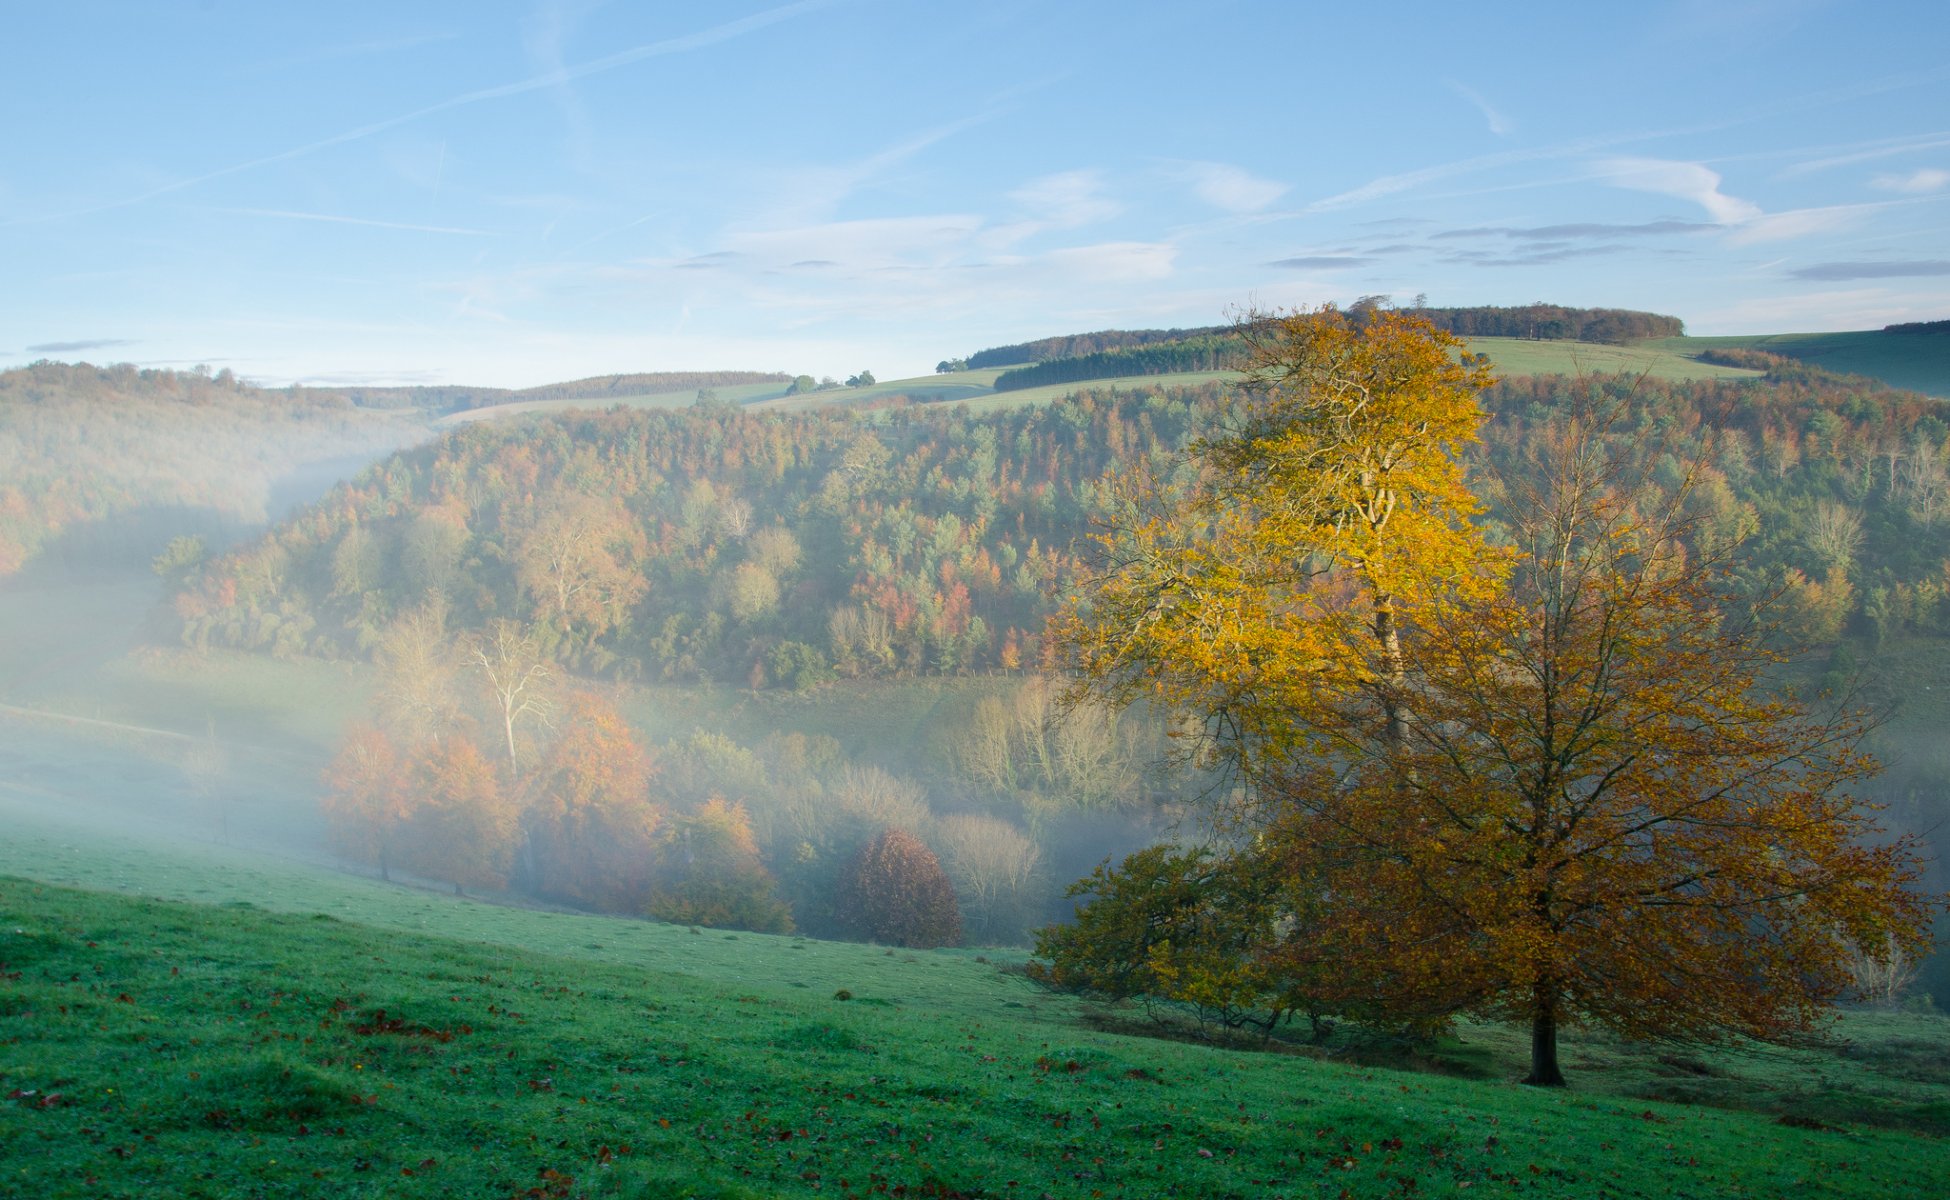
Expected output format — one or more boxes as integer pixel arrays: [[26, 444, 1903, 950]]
[[936, 813, 1042, 942], [468, 619, 554, 773], [1806, 500, 1865, 574]]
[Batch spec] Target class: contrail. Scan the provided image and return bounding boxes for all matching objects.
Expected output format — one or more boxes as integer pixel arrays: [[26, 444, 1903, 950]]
[[6, 0, 842, 227]]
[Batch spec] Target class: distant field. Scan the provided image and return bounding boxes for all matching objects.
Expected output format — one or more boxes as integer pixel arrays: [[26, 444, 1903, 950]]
[[1465, 336, 1765, 382], [1657, 331, 1950, 397], [432, 380, 794, 426], [427, 337, 1787, 430]]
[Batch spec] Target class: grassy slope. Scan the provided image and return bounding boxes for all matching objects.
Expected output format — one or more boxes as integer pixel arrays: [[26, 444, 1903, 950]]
[[1467, 337, 1762, 382], [1653, 332, 1950, 397], [5, 806, 1948, 1200], [421, 335, 1773, 430]]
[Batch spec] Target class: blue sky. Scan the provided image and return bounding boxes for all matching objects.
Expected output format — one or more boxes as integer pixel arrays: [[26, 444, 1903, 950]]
[[4, 0, 1947, 387]]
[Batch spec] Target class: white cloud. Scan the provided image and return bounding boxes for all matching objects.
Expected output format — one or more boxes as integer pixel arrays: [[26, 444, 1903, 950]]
[[725, 214, 984, 268], [1691, 286, 1950, 335], [210, 207, 494, 236], [1593, 157, 1762, 225], [1871, 167, 1950, 194], [1007, 170, 1121, 229], [1724, 202, 1879, 245], [1044, 241, 1176, 281], [1177, 162, 1288, 213]]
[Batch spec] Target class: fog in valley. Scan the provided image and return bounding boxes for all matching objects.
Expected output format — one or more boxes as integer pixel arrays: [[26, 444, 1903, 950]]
[[0, 379, 1199, 956]]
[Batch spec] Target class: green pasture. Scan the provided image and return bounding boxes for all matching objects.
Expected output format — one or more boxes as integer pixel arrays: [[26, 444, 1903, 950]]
[[1660, 332, 1950, 397], [4, 813, 1947, 1199], [1461, 337, 1764, 383]]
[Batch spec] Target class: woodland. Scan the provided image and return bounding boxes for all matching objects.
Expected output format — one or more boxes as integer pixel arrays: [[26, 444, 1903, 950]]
[[6, 309, 1950, 1057]]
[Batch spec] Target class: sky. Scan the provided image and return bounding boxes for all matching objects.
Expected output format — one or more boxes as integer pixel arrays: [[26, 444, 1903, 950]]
[[4, 0, 1948, 388]]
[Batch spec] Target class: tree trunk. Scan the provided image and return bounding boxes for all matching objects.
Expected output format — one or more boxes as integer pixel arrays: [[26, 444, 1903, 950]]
[[1524, 984, 1566, 1087], [1373, 596, 1408, 748]]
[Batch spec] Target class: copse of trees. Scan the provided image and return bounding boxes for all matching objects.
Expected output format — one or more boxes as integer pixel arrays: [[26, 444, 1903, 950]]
[[967, 327, 1228, 369], [992, 334, 1248, 391], [965, 305, 1684, 374], [1410, 302, 1683, 343], [174, 389, 1217, 681]]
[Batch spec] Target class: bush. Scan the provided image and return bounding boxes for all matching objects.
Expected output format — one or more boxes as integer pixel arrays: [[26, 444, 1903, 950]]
[[835, 828, 961, 948]]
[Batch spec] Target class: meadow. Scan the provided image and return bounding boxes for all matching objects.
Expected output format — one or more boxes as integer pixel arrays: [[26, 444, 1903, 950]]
[[5, 791, 1949, 1199], [1659, 332, 1950, 397]]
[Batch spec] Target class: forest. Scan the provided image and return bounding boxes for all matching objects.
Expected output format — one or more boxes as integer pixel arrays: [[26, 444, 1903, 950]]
[[0, 360, 416, 576], [177, 356, 1950, 685], [140, 345, 1950, 971]]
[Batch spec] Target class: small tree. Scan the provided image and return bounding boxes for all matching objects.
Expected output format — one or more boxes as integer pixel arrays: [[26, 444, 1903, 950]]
[[836, 828, 961, 948], [397, 734, 520, 895], [649, 797, 793, 933], [320, 724, 406, 880], [1032, 845, 1305, 1039], [935, 813, 1041, 943], [468, 619, 555, 774], [522, 692, 662, 911]]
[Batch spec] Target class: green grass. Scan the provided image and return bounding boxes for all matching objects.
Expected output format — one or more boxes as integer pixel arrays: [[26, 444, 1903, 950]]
[[3, 791, 1948, 1199], [1658, 332, 1950, 397], [1462, 337, 1765, 383]]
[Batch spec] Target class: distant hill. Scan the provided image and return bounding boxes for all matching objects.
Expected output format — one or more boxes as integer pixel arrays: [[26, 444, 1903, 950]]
[[333, 370, 792, 414], [1660, 329, 1950, 397], [966, 305, 1686, 372]]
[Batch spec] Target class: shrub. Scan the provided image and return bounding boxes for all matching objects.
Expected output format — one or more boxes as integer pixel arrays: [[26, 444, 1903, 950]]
[[835, 828, 961, 949]]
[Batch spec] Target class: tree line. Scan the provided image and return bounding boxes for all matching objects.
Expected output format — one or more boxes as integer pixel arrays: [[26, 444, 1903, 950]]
[[991, 334, 1248, 391], [963, 304, 1684, 372], [323, 371, 790, 414]]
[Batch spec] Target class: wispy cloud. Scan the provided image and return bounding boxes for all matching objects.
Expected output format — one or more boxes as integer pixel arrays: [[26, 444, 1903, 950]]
[[10, 0, 843, 226], [1173, 162, 1288, 213], [211, 207, 494, 236], [746, 110, 998, 228], [25, 337, 138, 353], [1790, 260, 1950, 281], [1693, 286, 1950, 335], [1779, 131, 1950, 177], [1435, 219, 1716, 241], [1268, 255, 1370, 270], [1306, 139, 1615, 213], [1726, 202, 1884, 245], [1871, 168, 1950, 194], [1447, 81, 1511, 136], [1007, 170, 1122, 229], [1592, 157, 1762, 225]]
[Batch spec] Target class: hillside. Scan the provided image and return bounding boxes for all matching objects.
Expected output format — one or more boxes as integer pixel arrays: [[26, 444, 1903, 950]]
[[0, 361, 422, 577], [1658, 330, 1950, 397], [4, 812, 1948, 1198]]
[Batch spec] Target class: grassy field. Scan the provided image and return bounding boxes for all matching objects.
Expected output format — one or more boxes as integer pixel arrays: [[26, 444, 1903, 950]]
[[4, 804, 1948, 1199], [1464, 337, 1763, 383], [1659, 332, 1950, 397], [421, 334, 1795, 433]]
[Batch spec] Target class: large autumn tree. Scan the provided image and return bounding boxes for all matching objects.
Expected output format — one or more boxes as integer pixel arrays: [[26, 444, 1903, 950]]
[[1051, 307, 1937, 1085], [1056, 305, 1498, 785]]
